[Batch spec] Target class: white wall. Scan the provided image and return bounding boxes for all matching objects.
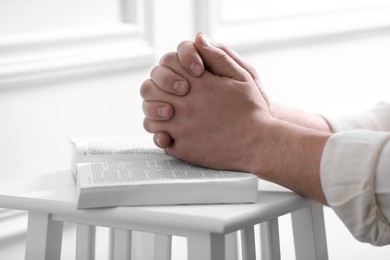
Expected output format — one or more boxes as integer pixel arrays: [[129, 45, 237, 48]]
[[1, 0, 390, 259], [0, 0, 196, 181], [0, 71, 146, 181], [246, 33, 390, 114]]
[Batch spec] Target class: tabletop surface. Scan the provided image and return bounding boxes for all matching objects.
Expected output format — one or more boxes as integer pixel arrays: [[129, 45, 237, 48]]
[[0, 170, 313, 235]]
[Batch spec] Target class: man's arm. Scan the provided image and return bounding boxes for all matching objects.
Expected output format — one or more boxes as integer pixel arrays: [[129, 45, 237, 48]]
[[140, 33, 390, 245]]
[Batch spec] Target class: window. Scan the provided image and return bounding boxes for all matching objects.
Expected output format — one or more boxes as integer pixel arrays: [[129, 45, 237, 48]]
[[195, 0, 390, 52], [0, 0, 154, 89]]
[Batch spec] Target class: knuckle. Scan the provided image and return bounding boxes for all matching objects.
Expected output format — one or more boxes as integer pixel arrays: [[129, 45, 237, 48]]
[[213, 40, 229, 52], [219, 43, 229, 51], [141, 101, 149, 116], [150, 65, 159, 79], [139, 79, 153, 99], [177, 40, 193, 52], [215, 51, 229, 63], [177, 40, 187, 50], [159, 52, 177, 66], [143, 118, 154, 133]]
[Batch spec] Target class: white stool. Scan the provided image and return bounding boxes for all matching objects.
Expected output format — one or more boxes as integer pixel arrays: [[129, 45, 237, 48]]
[[0, 170, 328, 260]]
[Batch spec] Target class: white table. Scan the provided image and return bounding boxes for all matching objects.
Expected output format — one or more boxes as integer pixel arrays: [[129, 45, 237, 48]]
[[0, 170, 328, 260]]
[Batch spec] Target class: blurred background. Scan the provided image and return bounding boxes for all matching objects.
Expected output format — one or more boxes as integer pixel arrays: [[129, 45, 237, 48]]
[[1, 0, 390, 259]]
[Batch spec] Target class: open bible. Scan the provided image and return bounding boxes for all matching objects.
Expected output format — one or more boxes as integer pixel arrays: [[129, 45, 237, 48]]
[[70, 137, 258, 209]]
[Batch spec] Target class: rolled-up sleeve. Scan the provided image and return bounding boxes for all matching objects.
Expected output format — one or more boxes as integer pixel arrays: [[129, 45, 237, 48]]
[[321, 102, 390, 245], [321, 131, 390, 245]]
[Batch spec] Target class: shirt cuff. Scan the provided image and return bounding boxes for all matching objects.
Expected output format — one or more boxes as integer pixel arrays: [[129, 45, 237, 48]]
[[376, 139, 390, 224], [321, 130, 390, 245]]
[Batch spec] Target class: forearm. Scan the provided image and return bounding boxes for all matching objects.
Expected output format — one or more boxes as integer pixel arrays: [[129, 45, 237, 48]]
[[270, 102, 333, 133], [249, 118, 331, 205]]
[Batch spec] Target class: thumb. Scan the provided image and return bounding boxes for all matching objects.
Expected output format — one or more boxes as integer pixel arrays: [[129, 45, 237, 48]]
[[196, 33, 270, 106], [194, 33, 249, 81]]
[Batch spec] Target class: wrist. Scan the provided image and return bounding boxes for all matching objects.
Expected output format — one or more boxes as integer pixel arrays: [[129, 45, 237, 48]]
[[269, 102, 282, 119], [249, 117, 331, 203], [243, 117, 287, 177], [270, 102, 332, 133]]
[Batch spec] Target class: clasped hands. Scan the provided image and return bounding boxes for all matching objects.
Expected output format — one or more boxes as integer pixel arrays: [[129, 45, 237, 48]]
[[140, 33, 330, 204], [141, 33, 273, 172]]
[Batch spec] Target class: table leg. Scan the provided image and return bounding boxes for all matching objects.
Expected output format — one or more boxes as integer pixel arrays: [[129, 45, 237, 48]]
[[76, 224, 95, 260], [225, 232, 238, 260], [153, 234, 172, 260], [241, 226, 256, 260], [187, 231, 225, 260], [25, 211, 63, 260], [111, 229, 132, 260], [291, 204, 328, 260], [260, 219, 281, 260]]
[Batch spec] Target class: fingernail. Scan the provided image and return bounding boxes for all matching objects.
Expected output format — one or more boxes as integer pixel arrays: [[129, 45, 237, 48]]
[[190, 62, 202, 76], [173, 80, 188, 94], [199, 34, 211, 47], [158, 106, 169, 118], [156, 136, 162, 147]]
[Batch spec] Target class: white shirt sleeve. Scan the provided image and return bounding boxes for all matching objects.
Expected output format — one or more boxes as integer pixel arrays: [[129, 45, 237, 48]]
[[321, 102, 390, 245], [324, 102, 390, 132]]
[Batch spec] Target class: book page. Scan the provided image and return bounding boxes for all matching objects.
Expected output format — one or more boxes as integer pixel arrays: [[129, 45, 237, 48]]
[[78, 160, 256, 186], [70, 136, 169, 164]]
